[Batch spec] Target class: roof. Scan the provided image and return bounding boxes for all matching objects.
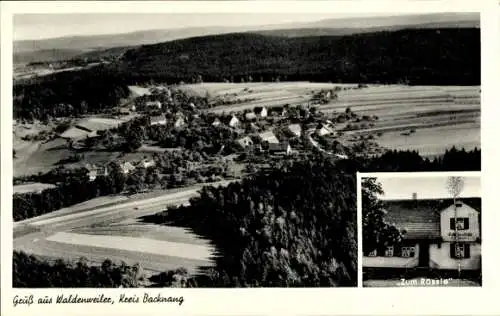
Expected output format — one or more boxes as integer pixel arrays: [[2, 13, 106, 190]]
[[237, 136, 253, 147], [245, 112, 257, 120], [287, 124, 302, 136], [268, 142, 290, 152], [259, 131, 279, 144], [150, 115, 165, 122], [382, 199, 480, 240], [384, 203, 440, 239], [121, 162, 136, 170]]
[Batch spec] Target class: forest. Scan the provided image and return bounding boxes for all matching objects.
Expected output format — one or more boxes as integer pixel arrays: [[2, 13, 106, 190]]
[[13, 66, 130, 121], [13, 251, 144, 288], [113, 28, 480, 85]]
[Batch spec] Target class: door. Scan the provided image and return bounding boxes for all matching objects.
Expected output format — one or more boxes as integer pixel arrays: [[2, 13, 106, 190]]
[[418, 241, 430, 267]]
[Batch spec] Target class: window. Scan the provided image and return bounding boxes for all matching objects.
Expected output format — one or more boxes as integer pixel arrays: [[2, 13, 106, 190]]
[[368, 249, 377, 257], [450, 217, 469, 230], [401, 246, 415, 258], [385, 246, 394, 257], [451, 243, 471, 259]]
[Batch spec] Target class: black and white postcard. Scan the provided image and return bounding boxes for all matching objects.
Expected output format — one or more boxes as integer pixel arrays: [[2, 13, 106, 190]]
[[360, 173, 481, 287], [1, 1, 499, 316]]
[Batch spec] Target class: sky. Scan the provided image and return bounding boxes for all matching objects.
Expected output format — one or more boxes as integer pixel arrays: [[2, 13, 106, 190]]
[[372, 176, 481, 200], [13, 12, 403, 41]]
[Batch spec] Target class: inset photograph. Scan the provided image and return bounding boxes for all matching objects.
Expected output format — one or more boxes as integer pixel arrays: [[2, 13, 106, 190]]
[[361, 173, 481, 287]]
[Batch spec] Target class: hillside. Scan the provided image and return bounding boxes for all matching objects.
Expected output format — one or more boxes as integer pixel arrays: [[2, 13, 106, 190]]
[[112, 28, 480, 85], [13, 13, 478, 64]]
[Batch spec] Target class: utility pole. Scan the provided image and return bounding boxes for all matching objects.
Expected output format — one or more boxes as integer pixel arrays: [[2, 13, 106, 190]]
[[447, 176, 465, 282]]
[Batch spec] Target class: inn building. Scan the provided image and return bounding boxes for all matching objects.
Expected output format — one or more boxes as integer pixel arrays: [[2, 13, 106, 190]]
[[363, 196, 481, 271]]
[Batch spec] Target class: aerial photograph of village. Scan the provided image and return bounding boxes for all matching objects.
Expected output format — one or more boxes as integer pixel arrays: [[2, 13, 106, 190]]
[[361, 174, 481, 287], [12, 12, 480, 288]]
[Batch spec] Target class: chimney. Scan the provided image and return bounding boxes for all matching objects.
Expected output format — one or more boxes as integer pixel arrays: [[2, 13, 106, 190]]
[[412, 193, 417, 200]]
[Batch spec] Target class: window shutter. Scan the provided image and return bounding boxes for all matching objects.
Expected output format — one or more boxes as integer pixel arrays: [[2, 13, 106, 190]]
[[450, 243, 455, 258], [465, 244, 471, 258], [450, 218, 455, 230], [464, 218, 470, 230]]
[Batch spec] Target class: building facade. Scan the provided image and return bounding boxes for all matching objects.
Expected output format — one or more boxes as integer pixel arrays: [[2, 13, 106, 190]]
[[363, 200, 481, 271]]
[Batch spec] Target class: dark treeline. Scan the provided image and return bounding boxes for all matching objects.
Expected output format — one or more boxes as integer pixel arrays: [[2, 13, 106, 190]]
[[141, 155, 358, 287], [13, 66, 130, 121], [13, 251, 143, 288], [13, 151, 232, 222], [113, 29, 480, 85], [358, 147, 481, 172], [12, 147, 480, 222], [12, 163, 158, 222]]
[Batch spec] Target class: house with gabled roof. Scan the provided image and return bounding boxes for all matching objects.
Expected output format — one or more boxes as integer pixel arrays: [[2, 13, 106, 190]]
[[254, 106, 268, 118], [120, 161, 136, 174], [268, 142, 292, 156], [150, 115, 167, 126], [363, 197, 481, 271], [85, 163, 108, 181], [258, 130, 280, 144], [236, 136, 254, 149], [212, 117, 222, 127], [287, 124, 302, 138], [316, 124, 335, 137], [227, 115, 240, 128], [245, 112, 257, 121]]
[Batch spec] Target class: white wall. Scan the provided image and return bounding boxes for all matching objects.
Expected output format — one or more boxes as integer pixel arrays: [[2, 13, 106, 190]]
[[363, 244, 419, 268], [440, 202, 480, 242], [429, 242, 481, 270]]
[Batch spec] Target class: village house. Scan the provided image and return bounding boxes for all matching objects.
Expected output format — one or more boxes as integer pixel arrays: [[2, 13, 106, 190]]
[[150, 115, 167, 126], [245, 112, 257, 121], [120, 162, 136, 174], [212, 117, 222, 127], [316, 124, 335, 137], [85, 164, 108, 181], [228, 115, 240, 128], [145, 101, 162, 112], [174, 117, 186, 129], [258, 130, 280, 144], [268, 142, 293, 156], [237, 136, 254, 148], [280, 108, 288, 117], [254, 106, 268, 118], [139, 159, 156, 169], [363, 198, 481, 271], [287, 124, 302, 138]]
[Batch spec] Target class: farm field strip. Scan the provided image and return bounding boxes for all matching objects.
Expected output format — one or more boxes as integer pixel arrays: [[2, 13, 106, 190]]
[[14, 236, 213, 274], [15, 180, 235, 230], [343, 120, 479, 135], [13, 183, 57, 194], [321, 100, 465, 112], [321, 103, 480, 116], [337, 93, 478, 102], [338, 88, 479, 99], [72, 223, 212, 245], [357, 104, 480, 117], [375, 112, 480, 126], [45, 232, 215, 261], [26, 192, 197, 228]]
